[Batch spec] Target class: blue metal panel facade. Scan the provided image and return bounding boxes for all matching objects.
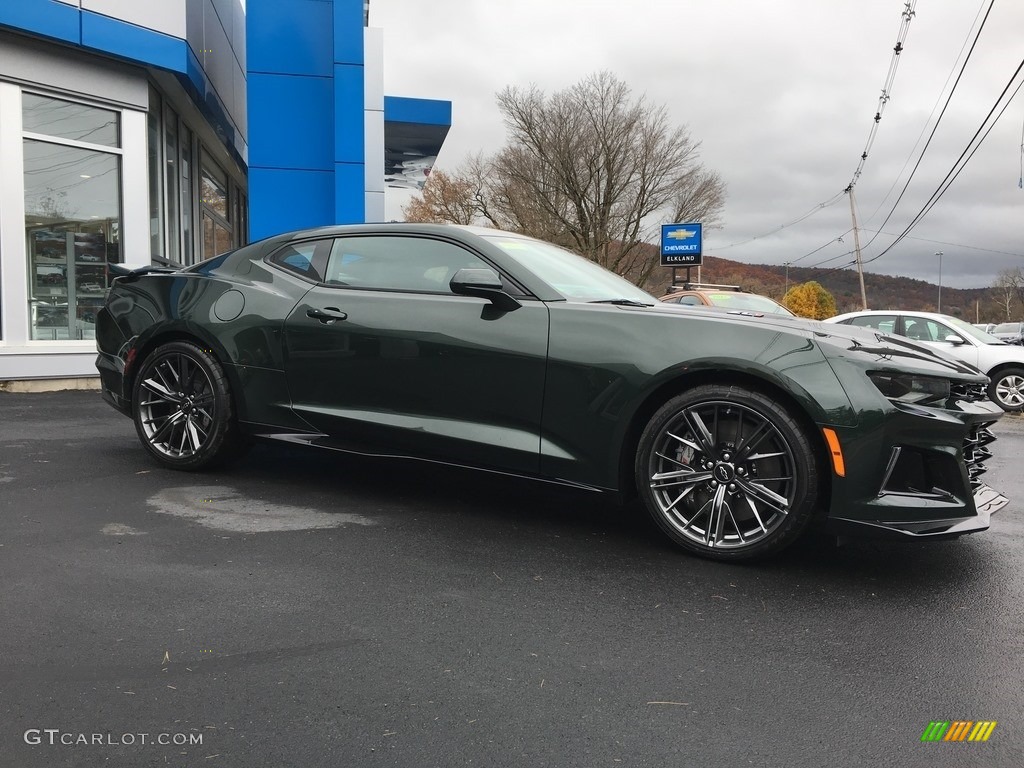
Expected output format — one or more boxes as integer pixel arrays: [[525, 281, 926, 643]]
[[0, 0, 244, 164], [248, 0, 370, 239], [248, 73, 334, 171], [3, 0, 454, 242], [249, 168, 335, 234], [81, 11, 190, 73], [247, 0, 333, 77], [0, 0, 79, 45], [333, 63, 364, 164], [384, 96, 453, 127]]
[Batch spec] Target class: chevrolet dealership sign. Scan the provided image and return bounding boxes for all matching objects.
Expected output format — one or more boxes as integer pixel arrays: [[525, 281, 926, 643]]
[[660, 223, 703, 266]]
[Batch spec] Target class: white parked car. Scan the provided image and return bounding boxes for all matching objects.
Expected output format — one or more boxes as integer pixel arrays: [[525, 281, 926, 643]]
[[991, 321, 1024, 345], [825, 310, 1024, 411]]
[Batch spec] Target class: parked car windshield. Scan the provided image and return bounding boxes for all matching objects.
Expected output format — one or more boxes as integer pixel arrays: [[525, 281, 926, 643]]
[[945, 315, 1003, 343], [703, 291, 794, 316], [993, 322, 1023, 334], [483, 234, 655, 304]]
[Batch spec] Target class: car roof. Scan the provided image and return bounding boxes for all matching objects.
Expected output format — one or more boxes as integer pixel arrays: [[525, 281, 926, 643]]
[[660, 286, 794, 315], [829, 310, 964, 322]]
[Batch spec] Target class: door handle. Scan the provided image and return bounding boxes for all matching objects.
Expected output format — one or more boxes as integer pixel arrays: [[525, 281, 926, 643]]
[[306, 307, 348, 324]]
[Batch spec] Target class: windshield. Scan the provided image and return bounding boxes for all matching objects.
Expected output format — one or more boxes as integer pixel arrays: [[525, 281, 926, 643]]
[[704, 291, 794, 316], [993, 322, 1022, 334], [483, 235, 655, 304], [945, 315, 1003, 343]]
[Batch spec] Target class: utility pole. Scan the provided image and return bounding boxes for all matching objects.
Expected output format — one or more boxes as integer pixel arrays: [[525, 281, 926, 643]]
[[935, 251, 943, 313], [847, 187, 868, 309]]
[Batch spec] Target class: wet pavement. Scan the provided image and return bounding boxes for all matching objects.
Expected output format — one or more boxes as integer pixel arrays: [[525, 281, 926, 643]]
[[1, 390, 1022, 767]]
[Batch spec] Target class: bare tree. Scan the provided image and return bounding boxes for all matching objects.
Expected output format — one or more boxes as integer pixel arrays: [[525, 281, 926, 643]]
[[494, 71, 724, 279], [402, 72, 725, 284], [993, 268, 1024, 320]]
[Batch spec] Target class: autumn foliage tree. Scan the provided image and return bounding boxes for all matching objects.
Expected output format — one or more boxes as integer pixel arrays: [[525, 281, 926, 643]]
[[403, 169, 479, 225], [402, 71, 725, 286], [782, 281, 837, 320]]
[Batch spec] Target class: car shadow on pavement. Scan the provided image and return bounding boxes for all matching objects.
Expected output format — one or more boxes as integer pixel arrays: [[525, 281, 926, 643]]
[[212, 441, 1001, 589]]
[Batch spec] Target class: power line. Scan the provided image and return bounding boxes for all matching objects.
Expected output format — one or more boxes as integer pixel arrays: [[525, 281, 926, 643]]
[[716, 4, 920, 257], [711, 192, 845, 251], [858, 0, 997, 258], [865, 57, 1024, 266], [846, 0, 918, 191], [864, 0, 991, 225], [862, 230, 1024, 259]]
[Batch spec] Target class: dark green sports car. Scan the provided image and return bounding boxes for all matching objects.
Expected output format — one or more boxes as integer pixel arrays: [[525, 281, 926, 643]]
[[96, 224, 1007, 561]]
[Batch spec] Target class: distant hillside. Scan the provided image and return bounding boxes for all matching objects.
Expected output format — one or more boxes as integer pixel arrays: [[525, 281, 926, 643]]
[[646, 251, 1007, 324]]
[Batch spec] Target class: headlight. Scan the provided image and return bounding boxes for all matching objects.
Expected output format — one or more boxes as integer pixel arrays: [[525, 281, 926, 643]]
[[867, 372, 951, 405]]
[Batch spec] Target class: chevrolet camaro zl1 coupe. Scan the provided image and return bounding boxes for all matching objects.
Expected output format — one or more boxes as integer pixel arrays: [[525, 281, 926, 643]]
[[96, 224, 1007, 561]]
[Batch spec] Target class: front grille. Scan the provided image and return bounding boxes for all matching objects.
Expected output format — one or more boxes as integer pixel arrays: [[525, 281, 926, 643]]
[[951, 381, 989, 403], [963, 422, 997, 490]]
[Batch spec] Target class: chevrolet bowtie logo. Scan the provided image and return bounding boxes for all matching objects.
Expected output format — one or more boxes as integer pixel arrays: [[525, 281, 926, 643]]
[[667, 229, 697, 241]]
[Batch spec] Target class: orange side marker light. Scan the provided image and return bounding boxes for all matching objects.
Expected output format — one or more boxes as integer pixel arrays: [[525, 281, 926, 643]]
[[822, 428, 845, 478]]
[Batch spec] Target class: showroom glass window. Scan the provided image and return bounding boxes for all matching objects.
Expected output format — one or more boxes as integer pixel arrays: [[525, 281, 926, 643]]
[[22, 93, 122, 341], [148, 85, 246, 268], [201, 151, 232, 261]]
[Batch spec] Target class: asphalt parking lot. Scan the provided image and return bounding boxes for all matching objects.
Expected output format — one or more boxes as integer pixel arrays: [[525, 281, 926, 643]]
[[1, 390, 1023, 768]]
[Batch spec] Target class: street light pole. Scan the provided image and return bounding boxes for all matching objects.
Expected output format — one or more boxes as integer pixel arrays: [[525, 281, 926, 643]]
[[935, 251, 943, 312]]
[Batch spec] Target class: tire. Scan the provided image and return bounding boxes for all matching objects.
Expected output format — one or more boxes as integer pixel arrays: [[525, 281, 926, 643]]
[[635, 384, 820, 562], [987, 367, 1024, 412], [131, 341, 244, 470]]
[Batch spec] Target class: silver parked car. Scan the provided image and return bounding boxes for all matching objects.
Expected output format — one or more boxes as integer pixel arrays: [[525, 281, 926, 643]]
[[991, 321, 1024, 345], [826, 310, 1024, 411]]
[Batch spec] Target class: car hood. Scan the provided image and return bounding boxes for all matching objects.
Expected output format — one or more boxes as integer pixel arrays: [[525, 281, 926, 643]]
[[648, 303, 988, 380]]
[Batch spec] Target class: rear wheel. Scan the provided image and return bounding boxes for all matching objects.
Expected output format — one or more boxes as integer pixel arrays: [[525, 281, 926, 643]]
[[131, 341, 243, 470], [635, 385, 821, 561], [988, 367, 1024, 412]]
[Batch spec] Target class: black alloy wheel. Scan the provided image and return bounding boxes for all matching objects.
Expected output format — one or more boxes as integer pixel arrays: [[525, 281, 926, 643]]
[[131, 341, 242, 469], [636, 384, 820, 561]]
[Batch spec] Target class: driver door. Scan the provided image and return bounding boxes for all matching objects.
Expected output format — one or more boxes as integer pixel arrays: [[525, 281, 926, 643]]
[[282, 234, 550, 474]]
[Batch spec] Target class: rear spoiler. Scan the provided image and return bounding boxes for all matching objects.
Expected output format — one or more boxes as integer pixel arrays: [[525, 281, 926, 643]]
[[108, 263, 178, 283]]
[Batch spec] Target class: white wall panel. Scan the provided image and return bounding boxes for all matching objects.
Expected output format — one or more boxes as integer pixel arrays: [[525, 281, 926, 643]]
[[364, 109, 384, 194], [0, 31, 148, 108], [120, 109, 150, 270], [363, 26, 383, 111], [83, 0, 187, 40], [0, 82, 30, 347], [185, 0, 205, 59], [365, 191, 385, 224], [202, 2, 236, 127]]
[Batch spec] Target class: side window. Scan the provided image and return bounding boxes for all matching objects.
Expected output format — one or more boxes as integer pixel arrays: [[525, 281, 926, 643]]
[[903, 317, 936, 342], [323, 236, 491, 293], [928, 321, 958, 342], [268, 240, 330, 282], [675, 295, 703, 306], [846, 314, 897, 334]]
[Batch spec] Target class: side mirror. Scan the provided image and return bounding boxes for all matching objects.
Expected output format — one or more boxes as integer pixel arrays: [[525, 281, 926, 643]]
[[449, 268, 521, 311], [943, 334, 965, 345]]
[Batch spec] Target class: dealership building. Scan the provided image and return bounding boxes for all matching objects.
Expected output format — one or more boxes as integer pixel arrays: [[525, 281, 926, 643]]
[[0, 0, 450, 383]]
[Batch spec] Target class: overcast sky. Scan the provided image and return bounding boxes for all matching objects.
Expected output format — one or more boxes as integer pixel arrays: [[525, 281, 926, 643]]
[[372, 0, 1023, 289]]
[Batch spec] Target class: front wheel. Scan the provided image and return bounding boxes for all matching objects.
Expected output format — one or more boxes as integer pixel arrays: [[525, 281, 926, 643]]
[[131, 341, 243, 470], [635, 385, 821, 562], [988, 367, 1024, 412]]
